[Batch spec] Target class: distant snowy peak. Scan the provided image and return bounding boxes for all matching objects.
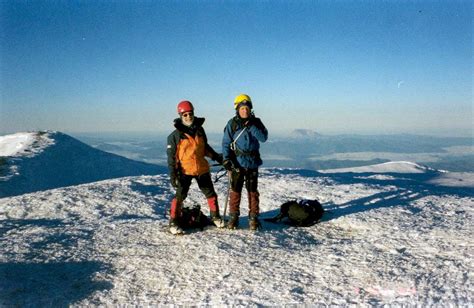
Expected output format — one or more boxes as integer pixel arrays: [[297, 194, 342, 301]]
[[291, 129, 322, 139], [0, 131, 166, 198], [319, 161, 438, 174], [0, 131, 54, 157]]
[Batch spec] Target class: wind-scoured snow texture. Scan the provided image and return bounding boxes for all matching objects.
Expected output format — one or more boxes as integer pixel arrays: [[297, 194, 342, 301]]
[[1, 164, 472, 306], [0, 131, 166, 198]]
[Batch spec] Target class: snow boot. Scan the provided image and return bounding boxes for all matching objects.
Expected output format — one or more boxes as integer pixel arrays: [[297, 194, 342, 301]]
[[169, 219, 184, 235], [207, 196, 224, 228], [249, 215, 261, 231], [227, 213, 239, 230], [210, 211, 225, 228]]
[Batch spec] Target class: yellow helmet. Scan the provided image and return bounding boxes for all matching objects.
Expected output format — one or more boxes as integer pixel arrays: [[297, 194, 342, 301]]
[[234, 94, 252, 110]]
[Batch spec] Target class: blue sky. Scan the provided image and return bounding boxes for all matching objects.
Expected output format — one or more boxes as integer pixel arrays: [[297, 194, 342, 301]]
[[1, 1, 472, 136]]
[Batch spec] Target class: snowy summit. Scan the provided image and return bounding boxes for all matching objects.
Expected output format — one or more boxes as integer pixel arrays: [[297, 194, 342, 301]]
[[0, 132, 42, 157], [0, 131, 165, 198], [0, 132, 473, 306]]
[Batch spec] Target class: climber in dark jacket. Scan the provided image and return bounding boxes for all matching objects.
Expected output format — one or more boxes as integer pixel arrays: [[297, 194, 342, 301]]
[[167, 100, 224, 235]]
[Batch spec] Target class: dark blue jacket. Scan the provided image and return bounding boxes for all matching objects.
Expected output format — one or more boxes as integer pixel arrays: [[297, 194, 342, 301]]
[[222, 115, 268, 169]]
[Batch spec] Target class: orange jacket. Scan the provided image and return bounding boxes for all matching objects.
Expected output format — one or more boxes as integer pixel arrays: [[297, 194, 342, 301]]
[[167, 117, 219, 176], [177, 132, 210, 175]]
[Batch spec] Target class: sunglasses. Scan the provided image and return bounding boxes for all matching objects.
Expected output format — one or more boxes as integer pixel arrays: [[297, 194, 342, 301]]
[[181, 112, 194, 118]]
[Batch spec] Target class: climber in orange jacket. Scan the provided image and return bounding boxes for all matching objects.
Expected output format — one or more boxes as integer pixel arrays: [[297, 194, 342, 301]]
[[166, 100, 225, 235]]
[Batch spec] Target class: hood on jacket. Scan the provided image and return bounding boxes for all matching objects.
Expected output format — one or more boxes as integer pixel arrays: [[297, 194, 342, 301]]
[[173, 117, 205, 135]]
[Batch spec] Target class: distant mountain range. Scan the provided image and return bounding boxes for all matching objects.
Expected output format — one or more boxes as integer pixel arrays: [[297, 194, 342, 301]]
[[72, 131, 474, 172]]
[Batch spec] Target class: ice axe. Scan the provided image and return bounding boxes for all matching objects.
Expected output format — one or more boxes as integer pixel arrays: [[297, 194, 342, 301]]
[[222, 170, 232, 225]]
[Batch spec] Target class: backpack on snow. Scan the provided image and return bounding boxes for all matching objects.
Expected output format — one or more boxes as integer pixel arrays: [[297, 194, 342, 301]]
[[264, 199, 324, 227], [179, 204, 210, 230]]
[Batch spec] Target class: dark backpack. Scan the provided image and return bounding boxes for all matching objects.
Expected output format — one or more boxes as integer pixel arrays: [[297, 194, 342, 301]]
[[179, 205, 210, 230], [265, 199, 324, 227]]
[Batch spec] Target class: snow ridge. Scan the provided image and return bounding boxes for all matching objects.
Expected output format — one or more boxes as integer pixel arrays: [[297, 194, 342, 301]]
[[319, 161, 437, 174], [0, 131, 57, 157], [0, 131, 166, 198]]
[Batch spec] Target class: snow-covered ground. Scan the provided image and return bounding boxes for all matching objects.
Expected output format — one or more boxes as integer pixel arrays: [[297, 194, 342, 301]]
[[0, 132, 42, 157], [1, 162, 473, 305]]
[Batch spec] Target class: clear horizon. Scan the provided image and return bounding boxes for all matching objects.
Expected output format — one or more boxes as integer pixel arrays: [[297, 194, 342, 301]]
[[1, 1, 472, 137]]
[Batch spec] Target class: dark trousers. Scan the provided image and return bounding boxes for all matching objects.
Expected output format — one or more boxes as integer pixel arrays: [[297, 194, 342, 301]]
[[170, 172, 219, 220], [176, 172, 217, 201], [230, 168, 258, 193]]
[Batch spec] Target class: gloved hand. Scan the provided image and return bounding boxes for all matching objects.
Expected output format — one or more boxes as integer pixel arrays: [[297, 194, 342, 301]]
[[215, 153, 224, 165], [223, 159, 233, 171], [244, 115, 255, 127], [252, 117, 263, 129], [170, 170, 179, 188]]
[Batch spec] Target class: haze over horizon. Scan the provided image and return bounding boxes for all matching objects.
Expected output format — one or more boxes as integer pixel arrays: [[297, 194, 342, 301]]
[[1, 1, 472, 137]]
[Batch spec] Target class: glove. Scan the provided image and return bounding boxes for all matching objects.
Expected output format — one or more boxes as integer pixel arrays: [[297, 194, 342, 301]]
[[253, 117, 263, 129], [215, 153, 224, 165], [223, 159, 233, 171], [244, 116, 255, 127], [170, 171, 179, 188]]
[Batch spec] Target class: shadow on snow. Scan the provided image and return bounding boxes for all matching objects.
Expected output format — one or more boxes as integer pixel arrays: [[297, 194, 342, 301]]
[[129, 180, 169, 196], [0, 218, 95, 256], [0, 261, 113, 307], [0, 218, 113, 306]]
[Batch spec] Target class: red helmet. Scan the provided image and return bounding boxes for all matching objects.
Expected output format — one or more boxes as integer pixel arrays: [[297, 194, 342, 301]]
[[177, 100, 194, 114]]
